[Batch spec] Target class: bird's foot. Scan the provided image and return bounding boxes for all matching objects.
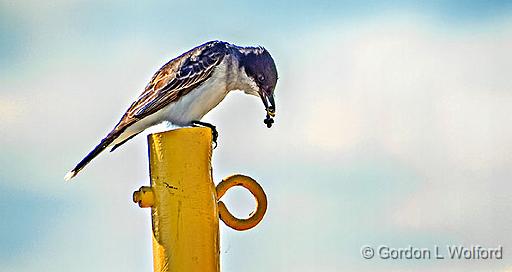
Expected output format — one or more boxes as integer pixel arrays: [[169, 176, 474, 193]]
[[191, 120, 218, 148]]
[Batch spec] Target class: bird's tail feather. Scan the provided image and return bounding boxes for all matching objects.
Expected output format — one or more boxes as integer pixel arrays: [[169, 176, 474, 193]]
[[64, 134, 117, 181], [110, 132, 140, 152]]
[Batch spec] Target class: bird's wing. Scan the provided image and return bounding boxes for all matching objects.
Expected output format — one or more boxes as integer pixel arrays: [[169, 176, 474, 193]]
[[113, 41, 229, 134], [64, 41, 229, 180]]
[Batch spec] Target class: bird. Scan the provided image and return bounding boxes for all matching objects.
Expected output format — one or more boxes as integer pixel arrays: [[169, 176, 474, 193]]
[[64, 40, 278, 181]]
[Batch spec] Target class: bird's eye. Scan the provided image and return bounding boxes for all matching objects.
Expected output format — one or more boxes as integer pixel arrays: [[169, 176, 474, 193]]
[[257, 74, 265, 82]]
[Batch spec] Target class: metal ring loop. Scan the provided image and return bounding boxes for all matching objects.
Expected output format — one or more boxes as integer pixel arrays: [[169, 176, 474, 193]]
[[216, 174, 267, 231]]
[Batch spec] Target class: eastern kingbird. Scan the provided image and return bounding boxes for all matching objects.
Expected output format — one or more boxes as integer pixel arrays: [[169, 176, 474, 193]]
[[65, 40, 278, 181]]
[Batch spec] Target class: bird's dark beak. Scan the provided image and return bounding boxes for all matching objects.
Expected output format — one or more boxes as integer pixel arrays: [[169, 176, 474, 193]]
[[260, 90, 276, 128], [260, 91, 276, 117]]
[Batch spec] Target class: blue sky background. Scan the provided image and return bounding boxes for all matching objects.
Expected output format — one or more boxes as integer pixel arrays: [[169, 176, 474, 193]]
[[1, 1, 512, 271]]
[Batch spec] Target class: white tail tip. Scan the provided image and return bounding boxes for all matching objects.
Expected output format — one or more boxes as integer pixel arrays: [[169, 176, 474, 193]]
[[64, 170, 76, 181]]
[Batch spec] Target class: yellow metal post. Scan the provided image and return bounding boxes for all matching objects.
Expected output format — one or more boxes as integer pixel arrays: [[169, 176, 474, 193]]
[[132, 127, 268, 272], [147, 127, 219, 272]]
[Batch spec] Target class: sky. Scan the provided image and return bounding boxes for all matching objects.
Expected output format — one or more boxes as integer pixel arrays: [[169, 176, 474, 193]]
[[1, 1, 512, 271]]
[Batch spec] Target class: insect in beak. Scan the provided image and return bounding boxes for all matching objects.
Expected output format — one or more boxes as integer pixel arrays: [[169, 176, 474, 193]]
[[261, 91, 276, 128]]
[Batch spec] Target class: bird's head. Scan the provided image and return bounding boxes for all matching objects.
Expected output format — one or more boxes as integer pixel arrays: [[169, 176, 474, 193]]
[[239, 47, 278, 127]]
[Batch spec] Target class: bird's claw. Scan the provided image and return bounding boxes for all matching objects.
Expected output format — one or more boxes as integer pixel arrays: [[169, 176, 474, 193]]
[[191, 120, 218, 148], [212, 130, 218, 149]]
